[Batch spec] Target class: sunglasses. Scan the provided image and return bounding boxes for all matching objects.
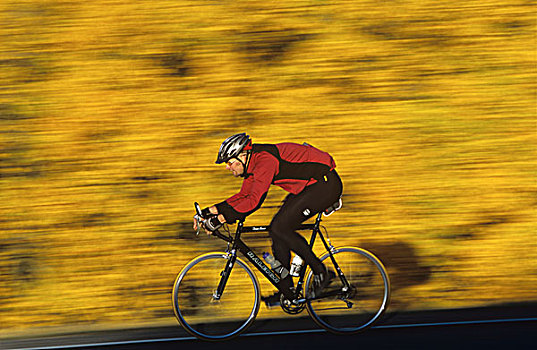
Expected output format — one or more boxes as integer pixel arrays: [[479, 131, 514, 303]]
[[226, 158, 239, 166]]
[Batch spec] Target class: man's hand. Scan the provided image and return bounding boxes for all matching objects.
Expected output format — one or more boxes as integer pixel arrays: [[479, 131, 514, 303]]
[[203, 215, 224, 234], [193, 205, 220, 235], [193, 213, 226, 235]]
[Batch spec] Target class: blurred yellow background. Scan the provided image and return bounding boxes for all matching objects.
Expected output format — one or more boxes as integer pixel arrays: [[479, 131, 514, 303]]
[[0, 0, 535, 337]]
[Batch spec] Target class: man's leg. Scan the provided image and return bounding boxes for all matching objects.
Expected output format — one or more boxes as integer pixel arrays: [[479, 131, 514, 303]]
[[270, 194, 324, 276], [269, 171, 343, 276], [265, 171, 342, 301]]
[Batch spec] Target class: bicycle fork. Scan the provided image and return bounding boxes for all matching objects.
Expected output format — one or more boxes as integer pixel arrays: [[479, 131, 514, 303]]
[[213, 249, 237, 300]]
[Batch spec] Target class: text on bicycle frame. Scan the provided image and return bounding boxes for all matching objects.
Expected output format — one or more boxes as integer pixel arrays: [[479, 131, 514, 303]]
[[246, 250, 281, 284]]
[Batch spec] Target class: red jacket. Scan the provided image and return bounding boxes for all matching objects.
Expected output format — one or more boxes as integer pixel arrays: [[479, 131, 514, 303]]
[[215, 143, 336, 223]]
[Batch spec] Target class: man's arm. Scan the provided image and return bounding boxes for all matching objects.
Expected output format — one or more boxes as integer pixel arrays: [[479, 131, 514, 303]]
[[216, 153, 278, 223]]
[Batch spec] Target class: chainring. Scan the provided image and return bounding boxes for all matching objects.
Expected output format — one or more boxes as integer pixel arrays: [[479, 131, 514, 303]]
[[280, 293, 306, 315]]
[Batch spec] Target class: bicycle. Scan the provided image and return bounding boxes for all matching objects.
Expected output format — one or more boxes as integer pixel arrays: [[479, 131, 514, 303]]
[[172, 201, 390, 341]]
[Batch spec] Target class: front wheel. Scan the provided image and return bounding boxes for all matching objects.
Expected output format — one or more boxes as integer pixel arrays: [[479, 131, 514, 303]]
[[172, 253, 260, 340], [305, 247, 390, 334]]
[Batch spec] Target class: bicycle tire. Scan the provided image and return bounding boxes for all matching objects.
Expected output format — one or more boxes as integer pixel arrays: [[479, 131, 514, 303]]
[[172, 252, 260, 340], [305, 247, 390, 334]]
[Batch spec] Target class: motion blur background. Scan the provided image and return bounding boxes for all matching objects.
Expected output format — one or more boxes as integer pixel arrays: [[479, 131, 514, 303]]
[[0, 0, 535, 338]]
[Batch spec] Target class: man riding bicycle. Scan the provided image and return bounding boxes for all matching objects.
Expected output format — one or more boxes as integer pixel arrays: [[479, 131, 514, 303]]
[[194, 133, 343, 305]]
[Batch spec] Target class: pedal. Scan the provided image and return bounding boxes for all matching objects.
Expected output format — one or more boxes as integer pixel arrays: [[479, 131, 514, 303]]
[[264, 300, 281, 308], [262, 292, 282, 308]]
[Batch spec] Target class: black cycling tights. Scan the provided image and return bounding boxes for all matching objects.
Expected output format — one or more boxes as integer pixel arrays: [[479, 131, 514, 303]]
[[269, 170, 343, 291]]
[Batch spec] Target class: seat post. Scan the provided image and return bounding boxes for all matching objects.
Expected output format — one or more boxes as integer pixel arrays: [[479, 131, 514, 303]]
[[315, 212, 323, 226]]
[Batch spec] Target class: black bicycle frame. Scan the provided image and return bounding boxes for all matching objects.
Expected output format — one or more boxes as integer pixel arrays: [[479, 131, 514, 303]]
[[212, 212, 351, 300]]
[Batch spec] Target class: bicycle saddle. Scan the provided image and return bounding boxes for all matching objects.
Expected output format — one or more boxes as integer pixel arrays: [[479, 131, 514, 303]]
[[323, 198, 342, 217]]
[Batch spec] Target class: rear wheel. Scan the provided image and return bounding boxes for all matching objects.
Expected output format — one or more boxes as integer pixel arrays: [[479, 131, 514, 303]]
[[172, 253, 260, 340], [305, 247, 390, 334]]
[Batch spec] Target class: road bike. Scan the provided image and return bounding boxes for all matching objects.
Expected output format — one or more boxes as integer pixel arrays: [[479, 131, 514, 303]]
[[172, 201, 390, 341]]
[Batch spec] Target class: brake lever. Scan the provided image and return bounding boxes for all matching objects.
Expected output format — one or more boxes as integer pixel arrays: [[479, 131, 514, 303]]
[[194, 214, 203, 236]]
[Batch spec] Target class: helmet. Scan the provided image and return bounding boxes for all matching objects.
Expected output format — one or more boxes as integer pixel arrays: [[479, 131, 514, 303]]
[[216, 133, 252, 164]]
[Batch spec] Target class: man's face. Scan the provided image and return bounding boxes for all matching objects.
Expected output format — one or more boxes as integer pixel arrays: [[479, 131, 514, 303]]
[[226, 158, 244, 177]]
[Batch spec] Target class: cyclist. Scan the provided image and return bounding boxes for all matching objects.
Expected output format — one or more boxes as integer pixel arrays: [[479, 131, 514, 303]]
[[194, 133, 343, 305]]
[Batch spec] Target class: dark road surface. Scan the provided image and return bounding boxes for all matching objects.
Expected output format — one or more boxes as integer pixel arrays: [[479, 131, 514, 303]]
[[119, 321, 534, 350], [2, 303, 536, 350]]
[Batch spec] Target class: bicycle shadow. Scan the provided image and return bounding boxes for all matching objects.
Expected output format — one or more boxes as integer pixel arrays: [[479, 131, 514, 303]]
[[359, 240, 432, 310]]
